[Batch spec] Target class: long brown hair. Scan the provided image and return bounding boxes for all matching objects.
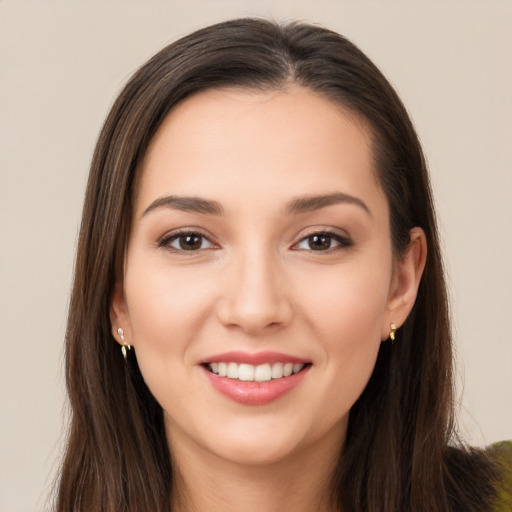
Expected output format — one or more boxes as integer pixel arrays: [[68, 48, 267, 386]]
[[56, 18, 496, 511]]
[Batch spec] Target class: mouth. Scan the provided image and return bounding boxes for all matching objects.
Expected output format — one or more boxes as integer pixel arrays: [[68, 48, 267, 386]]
[[200, 352, 312, 405], [203, 361, 311, 382]]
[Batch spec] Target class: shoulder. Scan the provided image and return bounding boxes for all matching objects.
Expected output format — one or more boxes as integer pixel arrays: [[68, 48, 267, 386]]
[[486, 441, 512, 512]]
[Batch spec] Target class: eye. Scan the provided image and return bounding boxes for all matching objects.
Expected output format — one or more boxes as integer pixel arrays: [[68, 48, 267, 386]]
[[295, 231, 352, 252], [159, 231, 214, 252]]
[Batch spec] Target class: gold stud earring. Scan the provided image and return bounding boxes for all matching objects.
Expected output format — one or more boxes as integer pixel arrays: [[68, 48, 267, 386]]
[[117, 327, 131, 359], [389, 323, 397, 343]]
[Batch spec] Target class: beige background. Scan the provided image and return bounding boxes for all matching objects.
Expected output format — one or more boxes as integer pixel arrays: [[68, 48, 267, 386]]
[[1, 1, 511, 511]]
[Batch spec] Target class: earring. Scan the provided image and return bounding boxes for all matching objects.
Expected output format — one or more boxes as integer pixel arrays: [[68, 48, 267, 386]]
[[389, 323, 397, 343], [117, 327, 131, 359]]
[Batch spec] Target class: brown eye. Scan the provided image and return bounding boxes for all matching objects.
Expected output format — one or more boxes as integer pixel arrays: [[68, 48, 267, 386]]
[[295, 231, 353, 252], [161, 232, 214, 252], [307, 234, 332, 251], [179, 234, 203, 250]]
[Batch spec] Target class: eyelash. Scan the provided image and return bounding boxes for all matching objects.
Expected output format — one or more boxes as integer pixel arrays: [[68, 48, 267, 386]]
[[158, 230, 216, 253], [293, 229, 353, 252], [158, 229, 353, 254]]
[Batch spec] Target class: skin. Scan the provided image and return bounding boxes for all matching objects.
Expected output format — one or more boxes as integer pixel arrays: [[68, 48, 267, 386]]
[[111, 87, 426, 512]]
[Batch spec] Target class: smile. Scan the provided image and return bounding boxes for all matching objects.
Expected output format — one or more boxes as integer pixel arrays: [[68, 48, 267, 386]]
[[201, 352, 312, 405], [207, 362, 306, 382]]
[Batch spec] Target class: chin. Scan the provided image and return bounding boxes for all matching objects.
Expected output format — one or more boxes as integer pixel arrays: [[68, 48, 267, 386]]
[[195, 412, 346, 469], [208, 433, 306, 467]]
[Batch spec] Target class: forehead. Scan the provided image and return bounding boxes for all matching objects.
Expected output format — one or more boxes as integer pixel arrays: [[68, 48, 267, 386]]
[[135, 86, 384, 217]]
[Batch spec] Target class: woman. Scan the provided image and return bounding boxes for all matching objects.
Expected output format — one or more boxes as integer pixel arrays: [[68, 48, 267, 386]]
[[55, 18, 510, 511]]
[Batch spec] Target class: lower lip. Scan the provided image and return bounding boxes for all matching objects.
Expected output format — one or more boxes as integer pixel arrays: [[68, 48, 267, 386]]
[[203, 366, 310, 405]]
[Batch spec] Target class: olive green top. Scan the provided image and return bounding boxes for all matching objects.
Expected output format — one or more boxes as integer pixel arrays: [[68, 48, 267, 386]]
[[489, 441, 512, 511]]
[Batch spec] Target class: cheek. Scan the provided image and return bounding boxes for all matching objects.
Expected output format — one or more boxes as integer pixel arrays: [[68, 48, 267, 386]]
[[294, 260, 390, 406], [126, 260, 216, 338], [320, 281, 385, 382], [297, 260, 391, 343], [123, 258, 219, 387], [123, 260, 221, 415]]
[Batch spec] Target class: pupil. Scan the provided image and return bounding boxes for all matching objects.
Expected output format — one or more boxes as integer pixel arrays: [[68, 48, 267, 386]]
[[180, 234, 201, 250], [309, 234, 330, 250]]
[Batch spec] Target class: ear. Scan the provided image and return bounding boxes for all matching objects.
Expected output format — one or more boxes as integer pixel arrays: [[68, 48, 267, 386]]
[[110, 279, 133, 347], [381, 227, 427, 340]]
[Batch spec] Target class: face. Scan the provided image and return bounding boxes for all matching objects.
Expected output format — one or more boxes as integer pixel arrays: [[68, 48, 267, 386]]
[[112, 87, 421, 468]]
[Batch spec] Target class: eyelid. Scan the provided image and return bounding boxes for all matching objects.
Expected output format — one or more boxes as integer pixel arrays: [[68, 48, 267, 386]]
[[156, 226, 352, 253], [157, 228, 219, 252], [291, 228, 353, 252]]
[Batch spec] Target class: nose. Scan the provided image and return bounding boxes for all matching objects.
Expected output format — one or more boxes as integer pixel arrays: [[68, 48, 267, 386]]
[[216, 247, 293, 335]]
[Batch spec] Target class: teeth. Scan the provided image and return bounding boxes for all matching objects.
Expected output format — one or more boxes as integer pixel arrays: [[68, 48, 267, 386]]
[[218, 362, 227, 377], [238, 364, 254, 381], [254, 363, 271, 382], [208, 361, 305, 382], [227, 362, 238, 379], [293, 363, 303, 373], [271, 362, 283, 378]]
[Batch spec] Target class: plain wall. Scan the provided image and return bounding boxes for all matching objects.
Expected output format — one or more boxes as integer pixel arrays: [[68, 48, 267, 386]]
[[1, 1, 511, 511]]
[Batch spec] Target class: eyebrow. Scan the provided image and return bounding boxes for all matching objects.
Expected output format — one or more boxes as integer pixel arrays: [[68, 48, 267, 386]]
[[142, 191, 371, 218], [142, 196, 224, 217], [285, 192, 371, 216]]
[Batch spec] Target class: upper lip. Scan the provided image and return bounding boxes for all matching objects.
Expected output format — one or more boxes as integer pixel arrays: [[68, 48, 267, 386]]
[[200, 351, 310, 366]]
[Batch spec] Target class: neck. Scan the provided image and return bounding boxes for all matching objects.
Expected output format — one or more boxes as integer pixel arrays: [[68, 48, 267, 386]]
[[168, 422, 345, 512]]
